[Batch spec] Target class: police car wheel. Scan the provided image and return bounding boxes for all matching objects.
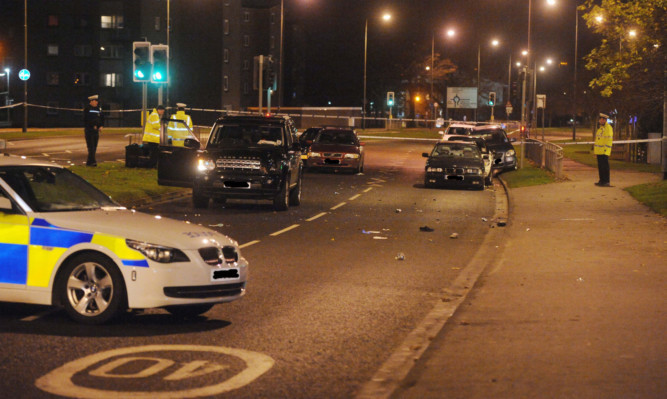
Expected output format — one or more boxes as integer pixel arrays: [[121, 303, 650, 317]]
[[165, 304, 215, 318], [288, 170, 302, 206], [59, 254, 126, 324]]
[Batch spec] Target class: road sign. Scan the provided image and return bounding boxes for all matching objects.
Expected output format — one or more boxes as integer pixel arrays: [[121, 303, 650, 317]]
[[18, 69, 30, 81], [536, 94, 546, 109], [505, 102, 513, 115]]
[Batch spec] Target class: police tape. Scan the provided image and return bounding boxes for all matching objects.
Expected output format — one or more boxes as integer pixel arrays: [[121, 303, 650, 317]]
[[519, 138, 664, 145]]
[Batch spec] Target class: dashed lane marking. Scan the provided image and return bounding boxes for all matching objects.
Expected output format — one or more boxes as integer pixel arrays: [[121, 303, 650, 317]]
[[239, 240, 260, 249], [306, 212, 328, 222], [348, 194, 361, 201], [330, 202, 346, 210], [363, 187, 374, 193], [269, 224, 300, 237]]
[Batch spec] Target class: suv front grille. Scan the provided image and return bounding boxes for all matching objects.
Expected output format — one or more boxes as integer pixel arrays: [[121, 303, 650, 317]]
[[445, 168, 464, 174], [216, 157, 261, 170]]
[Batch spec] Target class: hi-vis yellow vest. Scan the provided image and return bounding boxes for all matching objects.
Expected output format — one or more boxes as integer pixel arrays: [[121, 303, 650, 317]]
[[594, 123, 613, 156], [168, 111, 193, 147], [142, 109, 161, 144]]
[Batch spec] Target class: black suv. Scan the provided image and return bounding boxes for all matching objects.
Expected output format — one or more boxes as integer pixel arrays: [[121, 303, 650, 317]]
[[157, 115, 303, 211]]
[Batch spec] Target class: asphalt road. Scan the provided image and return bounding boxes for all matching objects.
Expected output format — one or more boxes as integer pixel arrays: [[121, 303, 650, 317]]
[[0, 138, 497, 398]]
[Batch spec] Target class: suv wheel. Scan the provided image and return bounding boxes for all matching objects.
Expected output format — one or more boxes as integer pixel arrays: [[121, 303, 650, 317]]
[[288, 170, 302, 206], [273, 179, 289, 211]]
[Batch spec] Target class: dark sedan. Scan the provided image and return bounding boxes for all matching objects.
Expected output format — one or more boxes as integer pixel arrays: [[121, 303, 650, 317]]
[[422, 141, 485, 190], [306, 127, 365, 173]]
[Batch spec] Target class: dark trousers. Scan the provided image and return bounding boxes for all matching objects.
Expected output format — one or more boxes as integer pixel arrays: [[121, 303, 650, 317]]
[[597, 154, 610, 184], [85, 129, 99, 165]]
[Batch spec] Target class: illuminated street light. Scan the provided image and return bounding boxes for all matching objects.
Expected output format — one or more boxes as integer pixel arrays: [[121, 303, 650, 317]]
[[522, 50, 528, 56], [446, 29, 456, 37], [595, 15, 603, 23], [628, 29, 637, 38], [491, 39, 500, 47], [516, 61, 522, 67], [363, 12, 393, 129]]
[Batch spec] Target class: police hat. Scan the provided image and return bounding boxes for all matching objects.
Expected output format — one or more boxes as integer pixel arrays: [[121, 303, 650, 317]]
[[176, 103, 186, 108], [88, 94, 99, 101], [599, 113, 609, 119]]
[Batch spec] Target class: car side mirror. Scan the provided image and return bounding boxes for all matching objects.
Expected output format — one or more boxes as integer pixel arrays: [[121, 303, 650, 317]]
[[0, 197, 12, 211], [422, 152, 429, 158], [184, 138, 201, 149]]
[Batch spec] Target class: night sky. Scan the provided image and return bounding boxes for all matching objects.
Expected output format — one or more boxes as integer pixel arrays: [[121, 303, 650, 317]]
[[286, 0, 594, 106]]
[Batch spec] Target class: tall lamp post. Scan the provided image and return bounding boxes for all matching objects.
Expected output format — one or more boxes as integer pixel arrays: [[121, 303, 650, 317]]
[[572, 5, 579, 140], [476, 39, 499, 122], [362, 12, 391, 130]]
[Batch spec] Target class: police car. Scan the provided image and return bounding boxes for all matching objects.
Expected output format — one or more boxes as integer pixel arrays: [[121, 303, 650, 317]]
[[0, 154, 248, 324]]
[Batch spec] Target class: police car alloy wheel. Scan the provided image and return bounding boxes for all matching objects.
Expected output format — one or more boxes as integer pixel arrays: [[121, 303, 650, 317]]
[[58, 253, 126, 324]]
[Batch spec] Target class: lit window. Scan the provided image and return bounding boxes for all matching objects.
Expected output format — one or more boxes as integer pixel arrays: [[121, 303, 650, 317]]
[[101, 73, 123, 88], [224, 19, 229, 35], [224, 76, 229, 92], [224, 49, 229, 63], [47, 44, 59, 56], [101, 15, 124, 29]]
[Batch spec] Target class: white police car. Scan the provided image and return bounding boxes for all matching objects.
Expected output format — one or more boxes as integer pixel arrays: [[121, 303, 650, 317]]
[[0, 154, 248, 324]]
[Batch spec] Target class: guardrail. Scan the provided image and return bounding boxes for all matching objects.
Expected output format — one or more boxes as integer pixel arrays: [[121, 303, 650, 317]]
[[524, 138, 564, 179]]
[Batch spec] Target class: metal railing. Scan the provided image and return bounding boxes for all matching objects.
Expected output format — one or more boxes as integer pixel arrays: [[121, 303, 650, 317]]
[[524, 138, 564, 179]]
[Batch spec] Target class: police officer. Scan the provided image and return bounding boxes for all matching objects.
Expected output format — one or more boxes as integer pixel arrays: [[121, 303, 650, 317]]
[[169, 103, 193, 146], [143, 105, 165, 145], [83, 94, 104, 166], [594, 112, 614, 187]]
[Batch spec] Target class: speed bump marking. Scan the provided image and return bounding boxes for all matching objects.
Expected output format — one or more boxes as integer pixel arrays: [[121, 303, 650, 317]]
[[35, 345, 274, 398]]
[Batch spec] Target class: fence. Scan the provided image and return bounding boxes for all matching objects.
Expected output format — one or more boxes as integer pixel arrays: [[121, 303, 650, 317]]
[[524, 138, 564, 179]]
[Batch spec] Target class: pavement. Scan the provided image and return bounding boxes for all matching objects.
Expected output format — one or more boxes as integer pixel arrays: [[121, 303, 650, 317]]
[[391, 158, 666, 398]]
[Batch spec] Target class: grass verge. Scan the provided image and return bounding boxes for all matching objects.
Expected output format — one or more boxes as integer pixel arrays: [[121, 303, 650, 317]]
[[499, 161, 556, 188], [625, 180, 667, 217], [70, 162, 189, 206], [560, 144, 661, 173]]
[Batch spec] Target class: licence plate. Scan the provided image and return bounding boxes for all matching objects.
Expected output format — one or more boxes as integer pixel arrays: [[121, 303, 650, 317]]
[[211, 268, 240, 281]]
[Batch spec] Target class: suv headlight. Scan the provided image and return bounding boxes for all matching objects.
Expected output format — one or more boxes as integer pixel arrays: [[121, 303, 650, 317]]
[[309, 151, 322, 158], [505, 149, 516, 157], [126, 239, 190, 263], [344, 153, 360, 159], [197, 158, 215, 172]]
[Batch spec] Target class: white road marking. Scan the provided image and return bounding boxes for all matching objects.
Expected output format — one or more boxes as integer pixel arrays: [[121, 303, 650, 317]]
[[239, 240, 260, 249], [42, 153, 50, 157], [269, 224, 300, 236], [330, 202, 346, 210], [363, 187, 374, 193], [35, 345, 275, 399], [348, 194, 361, 201], [306, 212, 328, 222]]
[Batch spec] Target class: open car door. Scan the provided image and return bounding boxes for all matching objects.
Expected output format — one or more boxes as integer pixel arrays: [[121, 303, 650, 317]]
[[157, 118, 201, 187]]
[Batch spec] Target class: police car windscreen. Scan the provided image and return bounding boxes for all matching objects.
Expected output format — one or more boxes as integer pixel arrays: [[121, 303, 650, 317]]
[[0, 166, 117, 212], [208, 124, 283, 147]]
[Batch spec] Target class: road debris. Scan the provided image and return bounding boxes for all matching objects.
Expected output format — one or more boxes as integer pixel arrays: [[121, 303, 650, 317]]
[[373, 236, 388, 240], [395, 253, 405, 261], [395, 209, 402, 213], [449, 232, 459, 239], [419, 226, 434, 232], [362, 230, 381, 234]]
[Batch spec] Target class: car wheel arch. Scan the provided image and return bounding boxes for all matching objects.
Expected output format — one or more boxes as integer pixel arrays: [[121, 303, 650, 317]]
[[51, 249, 127, 308]]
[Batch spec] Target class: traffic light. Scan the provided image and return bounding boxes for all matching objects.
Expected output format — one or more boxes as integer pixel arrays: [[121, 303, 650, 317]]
[[387, 91, 395, 107], [150, 44, 169, 83], [489, 92, 496, 106], [263, 56, 276, 90], [132, 42, 151, 82]]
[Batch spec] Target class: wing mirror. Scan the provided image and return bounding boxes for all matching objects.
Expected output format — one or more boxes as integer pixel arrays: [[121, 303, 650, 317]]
[[184, 138, 201, 149], [422, 152, 430, 158]]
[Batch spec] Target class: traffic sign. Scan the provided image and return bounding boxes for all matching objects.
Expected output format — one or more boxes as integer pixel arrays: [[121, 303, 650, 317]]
[[505, 102, 513, 115], [18, 69, 30, 81]]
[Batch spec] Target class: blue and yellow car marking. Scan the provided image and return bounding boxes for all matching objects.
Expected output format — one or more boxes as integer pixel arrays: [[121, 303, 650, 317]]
[[0, 216, 148, 287]]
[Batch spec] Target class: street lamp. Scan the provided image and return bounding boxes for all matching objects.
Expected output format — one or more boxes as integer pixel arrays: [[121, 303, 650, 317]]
[[476, 38, 500, 121], [363, 12, 392, 130], [428, 27, 456, 128]]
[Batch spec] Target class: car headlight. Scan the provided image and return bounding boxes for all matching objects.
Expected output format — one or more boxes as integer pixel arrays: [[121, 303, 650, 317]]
[[466, 168, 481, 175], [197, 158, 215, 172], [344, 153, 360, 159], [427, 167, 443, 172], [309, 152, 322, 158], [505, 149, 516, 157], [126, 239, 190, 263]]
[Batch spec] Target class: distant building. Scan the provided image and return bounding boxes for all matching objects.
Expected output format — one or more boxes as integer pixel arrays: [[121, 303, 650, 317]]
[[0, 0, 282, 128]]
